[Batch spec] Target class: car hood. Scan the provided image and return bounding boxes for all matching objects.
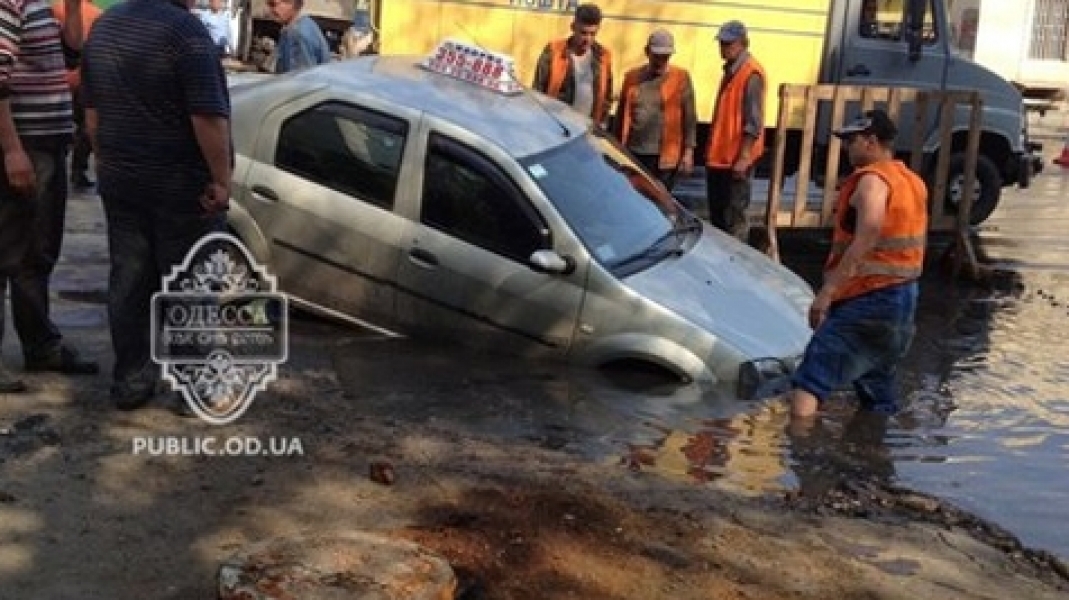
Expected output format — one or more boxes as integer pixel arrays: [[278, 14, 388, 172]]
[[623, 225, 813, 361]]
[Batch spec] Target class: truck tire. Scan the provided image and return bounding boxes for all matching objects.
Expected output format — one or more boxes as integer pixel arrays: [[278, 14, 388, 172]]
[[938, 153, 1001, 225]]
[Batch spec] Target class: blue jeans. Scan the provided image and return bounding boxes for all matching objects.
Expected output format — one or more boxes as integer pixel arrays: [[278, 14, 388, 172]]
[[791, 281, 918, 413], [101, 190, 223, 384], [0, 137, 68, 359]]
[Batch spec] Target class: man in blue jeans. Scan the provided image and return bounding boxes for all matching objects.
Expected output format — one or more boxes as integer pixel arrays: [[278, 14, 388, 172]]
[[83, 0, 231, 411], [787, 109, 928, 425]]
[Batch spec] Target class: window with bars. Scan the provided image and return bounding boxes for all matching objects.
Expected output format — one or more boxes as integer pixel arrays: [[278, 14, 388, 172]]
[[1029, 0, 1069, 60]]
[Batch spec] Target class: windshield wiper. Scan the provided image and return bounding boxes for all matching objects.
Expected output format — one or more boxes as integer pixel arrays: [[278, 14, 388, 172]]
[[613, 227, 684, 270]]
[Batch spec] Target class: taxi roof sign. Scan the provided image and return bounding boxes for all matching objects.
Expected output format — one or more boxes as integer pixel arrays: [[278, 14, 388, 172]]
[[421, 39, 524, 95]]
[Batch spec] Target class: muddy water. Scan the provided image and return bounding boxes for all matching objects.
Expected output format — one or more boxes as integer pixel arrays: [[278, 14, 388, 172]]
[[330, 166, 1069, 562], [628, 165, 1069, 559]]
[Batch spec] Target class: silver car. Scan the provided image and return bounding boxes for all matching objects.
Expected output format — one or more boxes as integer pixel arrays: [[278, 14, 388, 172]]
[[226, 54, 814, 390]]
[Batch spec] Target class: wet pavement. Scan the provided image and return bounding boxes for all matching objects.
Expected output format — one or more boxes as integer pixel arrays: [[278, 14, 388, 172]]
[[18, 131, 1069, 569]]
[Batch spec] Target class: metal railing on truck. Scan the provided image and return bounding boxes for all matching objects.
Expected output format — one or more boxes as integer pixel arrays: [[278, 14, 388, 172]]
[[764, 84, 983, 278]]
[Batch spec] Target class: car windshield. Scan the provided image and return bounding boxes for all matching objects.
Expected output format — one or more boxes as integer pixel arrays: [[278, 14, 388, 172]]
[[520, 130, 679, 273]]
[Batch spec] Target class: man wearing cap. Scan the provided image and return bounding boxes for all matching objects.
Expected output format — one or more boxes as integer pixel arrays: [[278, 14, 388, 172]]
[[706, 20, 765, 242], [532, 3, 613, 127], [613, 28, 696, 186], [787, 109, 928, 425]]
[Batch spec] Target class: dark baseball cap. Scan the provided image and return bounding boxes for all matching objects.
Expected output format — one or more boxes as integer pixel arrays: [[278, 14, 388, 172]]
[[833, 109, 898, 141]]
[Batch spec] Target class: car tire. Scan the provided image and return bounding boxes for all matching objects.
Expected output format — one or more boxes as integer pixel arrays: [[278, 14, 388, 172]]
[[936, 153, 1001, 226]]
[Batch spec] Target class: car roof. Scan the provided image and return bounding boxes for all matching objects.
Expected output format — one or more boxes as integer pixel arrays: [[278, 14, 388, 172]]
[[229, 55, 589, 159]]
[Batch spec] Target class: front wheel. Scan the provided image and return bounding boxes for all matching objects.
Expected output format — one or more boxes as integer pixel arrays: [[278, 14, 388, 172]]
[[937, 153, 1002, 225]]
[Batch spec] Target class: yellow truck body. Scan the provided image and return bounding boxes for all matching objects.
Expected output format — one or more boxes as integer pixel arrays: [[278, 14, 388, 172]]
[[377, 0, 830, 126]]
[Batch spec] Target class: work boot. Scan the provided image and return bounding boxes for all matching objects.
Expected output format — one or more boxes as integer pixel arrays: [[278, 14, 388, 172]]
[[24, 344, 99, 375], [0, 362, 27, 393]]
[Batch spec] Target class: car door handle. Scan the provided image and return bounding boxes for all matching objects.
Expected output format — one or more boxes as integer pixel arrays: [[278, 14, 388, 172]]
[[408, 247, 439, 268], [846, 63, 871, 77], [250, 185, 280, 203]]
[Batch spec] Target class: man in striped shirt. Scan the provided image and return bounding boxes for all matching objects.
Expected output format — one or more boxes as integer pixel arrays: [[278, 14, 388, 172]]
[[83, 0, 231, 412], [0, 0, 97, 393]]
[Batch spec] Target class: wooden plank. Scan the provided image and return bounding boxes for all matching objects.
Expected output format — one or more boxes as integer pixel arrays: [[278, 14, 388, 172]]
[[956, 92, 985, 277], [821, 85, 847, 227], [929, 96, 957, 226], [793, 85, 820, 226], [764, 83, 794, 262], [909, 90, 928, 173]]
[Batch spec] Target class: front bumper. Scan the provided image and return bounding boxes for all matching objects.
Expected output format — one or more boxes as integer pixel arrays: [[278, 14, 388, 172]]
[[1009, 142, 1044, 189], [737, 356, 798, 400]]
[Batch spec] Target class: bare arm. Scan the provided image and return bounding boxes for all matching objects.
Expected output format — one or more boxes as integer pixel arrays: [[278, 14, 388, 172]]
[[60, 0, 83, 51], [190, 114, 231, 214], [0, 96, 35, 196], [810, 173, 888, 327], [0, 97, 21, 154]]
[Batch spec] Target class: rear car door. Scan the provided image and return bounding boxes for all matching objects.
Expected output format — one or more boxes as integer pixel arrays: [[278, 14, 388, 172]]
[[243, 98, 416, 329], [394, 131, 587, 356]]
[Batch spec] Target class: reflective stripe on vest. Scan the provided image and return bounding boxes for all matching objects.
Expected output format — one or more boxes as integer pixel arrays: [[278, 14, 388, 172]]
[[706, 56, 765, 168], [618, 66, 688, 169], [546, 39, 612, 122], [826, 160, 929, 302]]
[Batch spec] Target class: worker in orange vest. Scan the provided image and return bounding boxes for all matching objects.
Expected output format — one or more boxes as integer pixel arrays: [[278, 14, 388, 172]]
[[612, 29, 696, 187], [531, 3, 613, 127], [53, 0, 102, 189], [786, 109, 928, 426], [706, 20, 765, 242]]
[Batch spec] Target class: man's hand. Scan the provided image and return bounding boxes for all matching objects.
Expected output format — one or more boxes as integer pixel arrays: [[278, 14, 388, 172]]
[[731, 154, 751, 180], [200, 181, 229, 216], [680, 148, 694, 176], [4, 149, 36, 198], [808, 290, 833, 330]]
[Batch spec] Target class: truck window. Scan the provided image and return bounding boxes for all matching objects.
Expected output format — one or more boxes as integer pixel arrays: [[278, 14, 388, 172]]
[[421, 134, 547, 263], [860, 0, 939, 44], [275, 102, 407, 210]]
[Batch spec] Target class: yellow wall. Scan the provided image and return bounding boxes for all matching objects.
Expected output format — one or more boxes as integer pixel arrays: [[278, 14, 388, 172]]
[[379, 0, 830, 125]]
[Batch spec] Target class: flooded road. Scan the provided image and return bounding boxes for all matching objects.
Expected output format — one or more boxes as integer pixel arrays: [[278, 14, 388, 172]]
[[324, 158, 1069, 562], [41, 136, 1069, 569]]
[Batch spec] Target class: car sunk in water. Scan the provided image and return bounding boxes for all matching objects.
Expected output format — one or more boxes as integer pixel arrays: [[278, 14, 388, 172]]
[[226, 41, 814, 391]]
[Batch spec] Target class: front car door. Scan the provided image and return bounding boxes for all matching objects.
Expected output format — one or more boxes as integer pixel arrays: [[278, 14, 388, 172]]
[[242, 96, 418, 331], [394, 129, 588, 356]]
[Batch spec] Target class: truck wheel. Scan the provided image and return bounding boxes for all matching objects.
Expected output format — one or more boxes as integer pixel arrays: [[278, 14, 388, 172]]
[[939, 153, 1001, 225]]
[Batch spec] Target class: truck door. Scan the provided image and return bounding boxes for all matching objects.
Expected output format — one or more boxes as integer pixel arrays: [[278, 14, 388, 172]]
[[837, 0, 948, 88]]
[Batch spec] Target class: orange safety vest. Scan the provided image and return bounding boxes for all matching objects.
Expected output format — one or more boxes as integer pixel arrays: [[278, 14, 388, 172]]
[[706, 56, 765, 168], [545, 39, 612, 123], [617, 66, 688, 170], [52, 0, 102, 90], [826, 160, 929, 302]]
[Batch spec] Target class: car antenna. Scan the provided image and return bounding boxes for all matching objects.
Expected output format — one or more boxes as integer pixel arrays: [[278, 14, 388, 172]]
[[454, 24, 571, 138]]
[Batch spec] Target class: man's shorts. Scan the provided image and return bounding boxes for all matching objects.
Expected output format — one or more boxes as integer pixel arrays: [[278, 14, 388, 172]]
[[791, 281, 918, 413]]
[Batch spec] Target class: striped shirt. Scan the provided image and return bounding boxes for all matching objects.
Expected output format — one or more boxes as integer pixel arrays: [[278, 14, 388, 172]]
[[0, 0, 74, 139], [82, 0, 229, 201]]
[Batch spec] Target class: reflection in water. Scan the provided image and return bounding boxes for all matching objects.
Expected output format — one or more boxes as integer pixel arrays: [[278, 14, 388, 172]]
[[329, 232, 1069, 562]]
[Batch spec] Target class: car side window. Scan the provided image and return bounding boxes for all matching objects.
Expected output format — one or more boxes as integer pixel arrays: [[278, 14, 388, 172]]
[[275, 102, 407, 210], [421, 134, 547, 262]]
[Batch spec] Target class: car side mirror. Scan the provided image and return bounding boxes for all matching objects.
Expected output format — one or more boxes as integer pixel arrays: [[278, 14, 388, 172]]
[[529, 249, 575, 275]]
